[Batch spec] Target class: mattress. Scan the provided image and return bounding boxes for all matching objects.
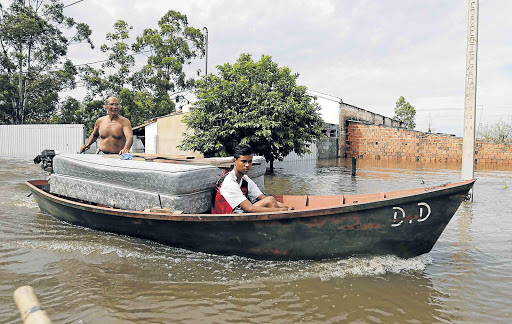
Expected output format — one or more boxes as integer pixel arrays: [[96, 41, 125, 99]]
[[53, 154, 223, 195], [50, 154, 266, 212], [208, 156, 266, 178], [49, 174, 213, 213], [251, 175, 264, 192]]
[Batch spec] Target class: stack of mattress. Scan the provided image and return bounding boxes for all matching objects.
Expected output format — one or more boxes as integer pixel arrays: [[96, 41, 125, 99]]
[[49, 154, 266, 213]]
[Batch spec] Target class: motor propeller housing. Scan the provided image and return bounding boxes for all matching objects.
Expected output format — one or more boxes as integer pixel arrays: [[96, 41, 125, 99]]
[[33, 150, 56, 173]]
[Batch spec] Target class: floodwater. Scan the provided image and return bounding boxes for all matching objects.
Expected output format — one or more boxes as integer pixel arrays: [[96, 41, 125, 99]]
[[1, 157, 511, 323]]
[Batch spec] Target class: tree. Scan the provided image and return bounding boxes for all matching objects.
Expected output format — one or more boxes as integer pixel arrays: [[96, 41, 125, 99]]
[[132, 10, 204, 113], [50, 96, 82, 124], [79, 12, 205, 129], [79, 20, 134, 98], [0, 0, 93, 124], [51, 97, 104, 133], [477, 117, 512, 143], [101, 20, 134, 93], [394, 96, 416, 129], [78, 20, 140, 131], [180, 53, 324, 173], [118, 88, 157, 127]]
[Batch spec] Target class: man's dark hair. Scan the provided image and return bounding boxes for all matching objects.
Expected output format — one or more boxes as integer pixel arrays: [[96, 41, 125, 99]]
[[234, 144, 253, 159]]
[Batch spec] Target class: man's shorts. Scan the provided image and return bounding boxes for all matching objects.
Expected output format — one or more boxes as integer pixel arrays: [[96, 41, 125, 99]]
[[95, 149, 118, 155]]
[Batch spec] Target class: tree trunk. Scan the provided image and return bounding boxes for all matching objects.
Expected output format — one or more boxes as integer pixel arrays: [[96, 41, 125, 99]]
[[269, 158, 274, 174], [22, 41, 32, 123], [17, 40, 24, 124]]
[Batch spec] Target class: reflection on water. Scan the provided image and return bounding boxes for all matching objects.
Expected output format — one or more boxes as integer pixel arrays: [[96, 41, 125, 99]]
[[1, 157, 512, 323]]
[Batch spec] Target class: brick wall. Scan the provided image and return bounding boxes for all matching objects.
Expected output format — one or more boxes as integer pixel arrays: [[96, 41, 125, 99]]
[[339, 103, 403, 157], [345, 121, 512, 165]]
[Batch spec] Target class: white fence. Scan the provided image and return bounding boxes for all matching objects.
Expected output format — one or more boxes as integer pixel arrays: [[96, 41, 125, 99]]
[[0, 124, 85, 157], [266, 143, 318, 167]]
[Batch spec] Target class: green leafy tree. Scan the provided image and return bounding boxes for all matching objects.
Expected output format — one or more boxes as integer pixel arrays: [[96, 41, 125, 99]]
[[118, 88, 180, 129], [80, 20, 134, 98], [78, 20, 138, 131], [101, 20, 134, 92], [79, 12, 205, 129], [180, 53, 324, 173], [394, 96, 416, 129], [51, 98, 104, 133], [77, 20, 159, 130], [51, 96, 82, 124], [78, 64, 110, 100], [49, 96, 103, 134], [132, 10, 204, 113], [0, 0, 93, 124], [79, 99, 105, 133], [118, 88, 157, 127]]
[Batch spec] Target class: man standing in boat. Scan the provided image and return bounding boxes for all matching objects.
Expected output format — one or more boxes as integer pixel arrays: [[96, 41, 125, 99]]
[[212, 144, 293, 214], [79, 96, 133, 154]]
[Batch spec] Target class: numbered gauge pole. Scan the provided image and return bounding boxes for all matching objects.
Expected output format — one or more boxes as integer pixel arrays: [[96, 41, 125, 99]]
[[461, 0, 479, 181]]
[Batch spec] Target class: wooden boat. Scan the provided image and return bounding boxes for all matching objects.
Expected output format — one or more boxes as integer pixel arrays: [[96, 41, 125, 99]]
[[26, 179, 475, 260]]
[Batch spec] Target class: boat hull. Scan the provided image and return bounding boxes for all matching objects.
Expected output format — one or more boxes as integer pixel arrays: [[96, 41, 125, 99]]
[[26, 180, 475, 260]]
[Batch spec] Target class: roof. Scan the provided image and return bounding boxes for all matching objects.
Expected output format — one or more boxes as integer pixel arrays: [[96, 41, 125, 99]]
[[132, 119, 157, 135]]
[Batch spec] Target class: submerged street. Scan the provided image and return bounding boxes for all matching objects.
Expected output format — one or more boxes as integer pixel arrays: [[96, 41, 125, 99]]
[[1, 157, 511, 323]]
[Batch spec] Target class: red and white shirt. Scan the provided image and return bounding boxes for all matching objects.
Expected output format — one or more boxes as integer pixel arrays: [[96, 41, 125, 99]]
[[211, 170, 263, 214]]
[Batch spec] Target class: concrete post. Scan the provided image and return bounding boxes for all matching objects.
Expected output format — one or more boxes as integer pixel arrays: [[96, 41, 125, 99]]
[[461, 0, 479, 181], [14, 286, 52, 324]]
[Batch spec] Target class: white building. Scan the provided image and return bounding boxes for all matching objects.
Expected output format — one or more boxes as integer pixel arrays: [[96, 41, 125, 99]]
[[306, 89, 343, 126]]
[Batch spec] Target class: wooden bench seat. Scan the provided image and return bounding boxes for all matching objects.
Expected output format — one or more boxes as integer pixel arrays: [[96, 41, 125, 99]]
[[306, 195, 344, 209]]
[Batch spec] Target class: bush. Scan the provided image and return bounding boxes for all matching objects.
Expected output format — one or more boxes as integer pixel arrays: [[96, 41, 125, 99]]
[[477, 117, 512, 143]]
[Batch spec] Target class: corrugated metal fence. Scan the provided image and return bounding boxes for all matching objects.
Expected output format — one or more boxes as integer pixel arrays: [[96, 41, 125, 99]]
[[0, 124, 85, 157], [267, 143, 318, 167]]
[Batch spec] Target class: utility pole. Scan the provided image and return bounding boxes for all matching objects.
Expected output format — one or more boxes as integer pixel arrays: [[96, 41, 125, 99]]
[[461, 0, 479, 181], [203, 27, 208, 76]]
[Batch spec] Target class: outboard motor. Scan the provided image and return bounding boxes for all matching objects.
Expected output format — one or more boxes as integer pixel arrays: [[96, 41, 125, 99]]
[[33, 149, 56, 173]]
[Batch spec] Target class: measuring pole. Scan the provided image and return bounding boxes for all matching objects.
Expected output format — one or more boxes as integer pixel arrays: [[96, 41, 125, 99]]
[[461, 0, 479, 181]]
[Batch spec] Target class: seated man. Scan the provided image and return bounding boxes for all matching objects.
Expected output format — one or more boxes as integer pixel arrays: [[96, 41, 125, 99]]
[[212, 144, 293, 214]]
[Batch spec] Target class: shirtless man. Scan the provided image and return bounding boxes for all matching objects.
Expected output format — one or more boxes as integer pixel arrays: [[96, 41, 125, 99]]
[[79, 96, 133, 154]]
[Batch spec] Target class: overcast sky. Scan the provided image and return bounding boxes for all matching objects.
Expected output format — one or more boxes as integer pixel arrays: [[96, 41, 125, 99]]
[[19, 0, 512, 136]]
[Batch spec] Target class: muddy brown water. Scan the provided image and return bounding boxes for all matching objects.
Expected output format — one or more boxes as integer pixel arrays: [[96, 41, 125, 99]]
[[1, 157, 511, 323]]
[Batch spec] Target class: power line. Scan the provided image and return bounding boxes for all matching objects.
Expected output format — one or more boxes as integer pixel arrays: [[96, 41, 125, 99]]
[[64, 0, 85, 8], [45, 48, 154, 72], [15, 47, 155, 75], [74, 58, 109, 67], [420, 107, 512, 112]]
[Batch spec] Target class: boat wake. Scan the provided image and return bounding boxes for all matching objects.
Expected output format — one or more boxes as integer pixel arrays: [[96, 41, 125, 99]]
[[5, 220, 435, 284], [315, 255, 434, 280]]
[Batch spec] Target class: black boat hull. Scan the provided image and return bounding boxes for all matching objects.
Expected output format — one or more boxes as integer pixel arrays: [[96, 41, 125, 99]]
[[27, 179, 475, 260]]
